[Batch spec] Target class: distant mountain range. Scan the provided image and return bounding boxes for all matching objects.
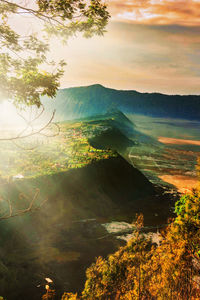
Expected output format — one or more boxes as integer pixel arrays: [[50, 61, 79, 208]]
[[43, 84, 200, 121]]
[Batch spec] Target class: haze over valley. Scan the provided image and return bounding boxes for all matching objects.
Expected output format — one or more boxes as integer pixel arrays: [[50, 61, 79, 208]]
[[1, 0, 200, 298], [0, 83, 199, 298]]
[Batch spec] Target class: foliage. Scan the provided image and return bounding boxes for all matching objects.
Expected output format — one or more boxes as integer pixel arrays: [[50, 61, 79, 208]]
[[62, 293, 79, 300], [0, 0, 110, 107], [82, 233, 151, 299], [42, 289, 56, 300], [174, 190, 200, 258], [62, 190, 200, 299], [0, 120, 117, 180]]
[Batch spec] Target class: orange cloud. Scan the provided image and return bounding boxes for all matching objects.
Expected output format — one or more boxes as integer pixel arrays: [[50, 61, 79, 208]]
[[108, 0, 200, 26]]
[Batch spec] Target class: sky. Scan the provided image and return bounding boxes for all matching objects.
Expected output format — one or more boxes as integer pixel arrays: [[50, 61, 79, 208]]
[[8, 0, 200, 94], [50, 0, 200, 94]]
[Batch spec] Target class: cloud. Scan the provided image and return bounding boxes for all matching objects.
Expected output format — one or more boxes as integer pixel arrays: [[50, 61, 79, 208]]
[[52, 21, 200, 94], [108, 0, 200, 26]]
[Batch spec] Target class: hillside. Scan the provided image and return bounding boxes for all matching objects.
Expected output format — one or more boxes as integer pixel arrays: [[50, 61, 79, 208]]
[[0, 112, 177, 299], [43, 84, 200, 121], [64, 111, 157, 156], [0, 154, 170, 300], [88, 127, 135, 152], [65, 189, 200, 300]]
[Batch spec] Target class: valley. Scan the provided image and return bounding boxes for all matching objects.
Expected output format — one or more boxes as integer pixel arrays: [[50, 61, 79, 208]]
[[0, 90, 200, 298], [0, 111, 179, 299], [1, 0, 200, 296], [42, 84, 200, 193], [127, 114, 200, 193]]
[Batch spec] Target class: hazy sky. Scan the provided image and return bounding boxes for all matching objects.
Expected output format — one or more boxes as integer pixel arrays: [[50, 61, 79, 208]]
[[51, 0, 200, 94], [14, 1, 200, 94]]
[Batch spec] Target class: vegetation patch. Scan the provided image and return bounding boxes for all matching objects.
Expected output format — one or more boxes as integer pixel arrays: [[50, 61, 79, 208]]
[[0, 121, 117, 181]]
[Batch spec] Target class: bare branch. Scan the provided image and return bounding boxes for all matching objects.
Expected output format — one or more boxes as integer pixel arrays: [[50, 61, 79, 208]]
[[0, 189, 47, 220], [16, 105, 45, 138], [39, 122, 60, 138], [0, 109, 56, 141]]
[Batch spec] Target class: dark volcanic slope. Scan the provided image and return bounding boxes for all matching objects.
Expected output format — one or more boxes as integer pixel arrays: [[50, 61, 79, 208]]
[[0, 155, 170, 300], [7, 155, 155, 222], [88, 127, 135, 152], [43, 84, 200, 121]]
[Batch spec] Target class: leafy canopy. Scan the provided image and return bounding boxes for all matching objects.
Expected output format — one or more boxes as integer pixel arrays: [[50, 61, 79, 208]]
[[0, 0, 110, 107], [61, 191, 200, 299]]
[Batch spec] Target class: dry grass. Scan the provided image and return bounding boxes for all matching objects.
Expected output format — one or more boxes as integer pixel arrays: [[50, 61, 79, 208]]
[[159, 174, 199, 194], [158, 137, 200, 146]]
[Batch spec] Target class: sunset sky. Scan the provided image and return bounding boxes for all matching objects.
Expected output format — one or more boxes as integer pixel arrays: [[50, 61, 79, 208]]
[[10, 1, 200, 94], [51, 0, 200, 94]]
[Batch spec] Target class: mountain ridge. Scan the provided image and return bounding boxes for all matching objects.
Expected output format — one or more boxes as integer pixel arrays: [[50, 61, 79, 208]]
[[61, 84, 200, 97], [43, 84, 200, 121]]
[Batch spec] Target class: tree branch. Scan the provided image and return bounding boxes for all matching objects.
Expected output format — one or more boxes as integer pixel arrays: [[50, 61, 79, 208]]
[[0, 109, 57, 141], [0, 189, 47, 220]]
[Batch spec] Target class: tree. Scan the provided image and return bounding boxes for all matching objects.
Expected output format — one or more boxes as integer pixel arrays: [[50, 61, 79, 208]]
[[0, 0, 110, 217], [63, 192, 200, 299], [0, 0, 110, 140], [81, 214, 152, 300], [0, 0, 109, 107]]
